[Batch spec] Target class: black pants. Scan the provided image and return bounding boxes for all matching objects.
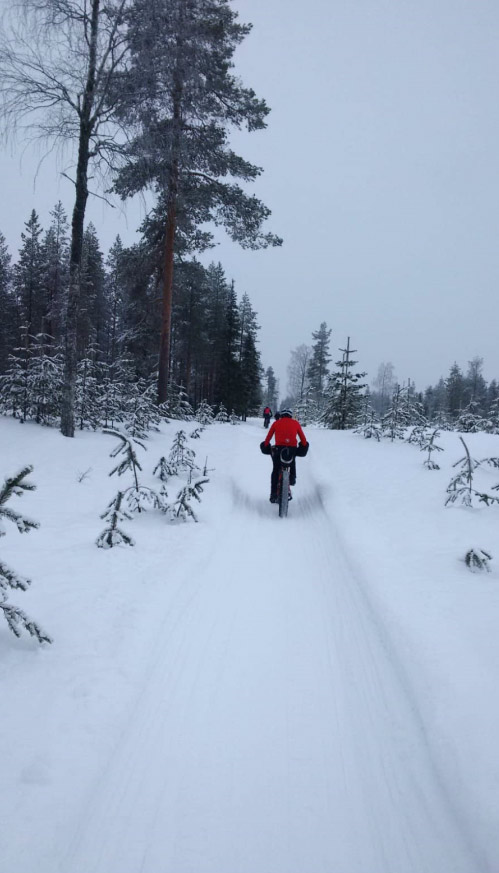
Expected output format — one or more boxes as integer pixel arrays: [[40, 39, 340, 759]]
[[270, 451, 296, 496]]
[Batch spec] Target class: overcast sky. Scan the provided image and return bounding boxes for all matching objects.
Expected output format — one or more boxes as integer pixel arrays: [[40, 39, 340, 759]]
[[1, 0, 499, 395]]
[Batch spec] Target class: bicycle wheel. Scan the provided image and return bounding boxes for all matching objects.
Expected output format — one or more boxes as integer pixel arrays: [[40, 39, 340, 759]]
[[279, 467, 290, 518]]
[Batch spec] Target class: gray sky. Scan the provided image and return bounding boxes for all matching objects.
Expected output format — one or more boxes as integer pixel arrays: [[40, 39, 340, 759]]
[[2, 0, 499, 394]]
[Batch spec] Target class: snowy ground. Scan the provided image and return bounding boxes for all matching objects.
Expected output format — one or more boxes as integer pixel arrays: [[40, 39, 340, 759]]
[[0, 415, 498, 873]]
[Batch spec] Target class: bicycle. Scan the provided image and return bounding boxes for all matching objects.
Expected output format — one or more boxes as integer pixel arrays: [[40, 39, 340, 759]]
[[273, 446, 296, 518]]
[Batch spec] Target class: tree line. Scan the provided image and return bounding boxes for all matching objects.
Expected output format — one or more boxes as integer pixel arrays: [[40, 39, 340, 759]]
[[284, 323, 499, 433], [0, 210, 264, 426]]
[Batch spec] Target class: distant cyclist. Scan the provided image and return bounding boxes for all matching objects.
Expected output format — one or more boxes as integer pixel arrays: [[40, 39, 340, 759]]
[[263, 406, 272, 428], [260, 408, 309, 503]]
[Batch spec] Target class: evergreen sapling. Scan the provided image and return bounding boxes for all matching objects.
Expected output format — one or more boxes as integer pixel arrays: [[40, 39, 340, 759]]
[[445, 437, 499, 507], [104, 429, 159, 514], [464, 548, 492, 573], [195, 400, 214, 426], [167, 430, 198, 475], [170, 479, 209, 523], [214, 403, 229, 423], [96, 490, 134, 548], [421, 429, 444, 470], [0, 466, 52, 643]]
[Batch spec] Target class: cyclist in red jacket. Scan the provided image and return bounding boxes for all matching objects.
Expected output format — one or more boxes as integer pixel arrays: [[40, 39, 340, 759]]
[[260, 408, 309, 502]]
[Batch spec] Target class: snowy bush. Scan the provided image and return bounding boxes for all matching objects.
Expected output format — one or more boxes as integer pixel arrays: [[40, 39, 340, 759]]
[[0, 466, 52, 643]]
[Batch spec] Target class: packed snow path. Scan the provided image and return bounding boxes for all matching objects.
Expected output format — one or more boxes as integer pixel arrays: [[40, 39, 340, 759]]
[[0, 418, 491, 872]]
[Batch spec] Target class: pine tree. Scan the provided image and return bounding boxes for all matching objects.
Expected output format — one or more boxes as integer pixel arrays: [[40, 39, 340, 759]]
[[170, 479, 209, 522], [14, 210, 45, 341], [0, 231, 15, 375], [104, 236, 126, 370], [40, 202, 69, 345], [445, 437, 499, 507], [354, 391, 381, 440], [167, 430, 197, 475], [382, 384, 410, 441], [214, 403, 229, 423], [114, 0, 281, 403], [263, 366, 278, 412], [322, 337, 366, 430], [29, 333, 63, 425], [167, 383, 195, 420], [104, 429, 158, 514], [457, 400, 486, 434], [421, 428, 444, 470], [96, 491, 134, 549], [195, 399, 214, 426], [0, 466, 51, 643], [78, 224, 107, 357], [307, 322, 331, 411], [76, 348, 101, 430], [446, 363, 465, 421]]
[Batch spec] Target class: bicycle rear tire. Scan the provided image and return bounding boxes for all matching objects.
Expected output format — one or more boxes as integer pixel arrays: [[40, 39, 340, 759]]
[[279, 468, 290, 518]]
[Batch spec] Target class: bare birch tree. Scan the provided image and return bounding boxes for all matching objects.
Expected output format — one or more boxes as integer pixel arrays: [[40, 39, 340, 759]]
[[0, 0, 129, 436]]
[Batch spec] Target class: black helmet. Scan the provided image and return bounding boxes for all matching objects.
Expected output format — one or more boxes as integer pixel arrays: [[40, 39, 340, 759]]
[[280, 408, 293, 418]]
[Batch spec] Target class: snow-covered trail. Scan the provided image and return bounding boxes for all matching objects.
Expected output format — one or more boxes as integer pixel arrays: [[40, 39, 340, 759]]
[[58, 420, 479, 873]]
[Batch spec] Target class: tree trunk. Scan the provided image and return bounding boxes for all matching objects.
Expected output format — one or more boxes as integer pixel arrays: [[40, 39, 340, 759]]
[[157, 188, 177, 405], [60, 0, 100, 437]]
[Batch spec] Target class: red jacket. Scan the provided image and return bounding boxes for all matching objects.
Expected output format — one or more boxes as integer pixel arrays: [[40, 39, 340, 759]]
[[264, 417, 307, 448]]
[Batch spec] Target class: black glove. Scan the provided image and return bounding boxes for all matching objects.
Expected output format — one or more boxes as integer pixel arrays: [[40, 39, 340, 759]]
[[260, 441, 271, 455], [296, 442, 309, 457]]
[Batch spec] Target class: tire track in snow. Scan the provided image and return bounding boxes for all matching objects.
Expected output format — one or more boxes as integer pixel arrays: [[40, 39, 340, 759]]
[[60, 429, 482, 873]]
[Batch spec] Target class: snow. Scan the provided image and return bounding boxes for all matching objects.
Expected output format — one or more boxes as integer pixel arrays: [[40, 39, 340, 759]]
[[0, 415, 498, 872]]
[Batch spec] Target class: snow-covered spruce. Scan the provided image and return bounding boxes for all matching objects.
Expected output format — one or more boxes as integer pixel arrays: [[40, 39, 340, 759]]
[[464, 548, 492, 573], [457, 400, 486, 435], [381, 384, 411, 441], [104, 429, 158, 514], [445, 436, 499, 507], [214, 403, 229, 423], [166, 383, 195, 421], [230, 410, 240, 425], [0, 466, 51, 643], [321, 337, 367, 430], [195, 400, 214, 426], [167, 430, 198, 475], [421, 428, 444, 470], [153, 456, 174, 482], [96, 490, 134, 549], [169, 479, 209, 523], [354, 393, 381, 440], [124, 379, 162, 440]]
